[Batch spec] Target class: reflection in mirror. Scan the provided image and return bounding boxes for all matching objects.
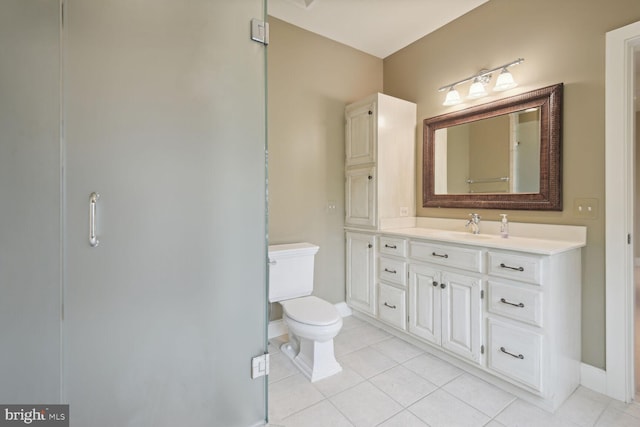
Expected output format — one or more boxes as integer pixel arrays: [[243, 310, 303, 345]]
[[423, 83, 562, 211], [434, 108, 540, 194]]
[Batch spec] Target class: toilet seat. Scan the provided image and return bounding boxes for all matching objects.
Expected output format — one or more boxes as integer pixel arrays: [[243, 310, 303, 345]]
[[281, 296, 340, 326]]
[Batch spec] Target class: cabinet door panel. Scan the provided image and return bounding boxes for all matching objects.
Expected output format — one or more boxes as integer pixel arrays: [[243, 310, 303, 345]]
[[345, 166, 376, 227], [345, 101, 376, 166], [441, 272, 482, 363], [346, 232, 376, 315], [408, 264, 440, 344]]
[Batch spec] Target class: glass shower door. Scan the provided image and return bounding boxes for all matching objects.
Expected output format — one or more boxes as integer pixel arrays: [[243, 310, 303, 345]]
[[63, 0, 268, 425]]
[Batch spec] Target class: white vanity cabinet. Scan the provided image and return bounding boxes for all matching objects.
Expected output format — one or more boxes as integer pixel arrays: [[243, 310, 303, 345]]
[[408, 243, 483, 364], [344, 224, 585, 412], [345, 231, 376, 316], [344, 93, 416, 229]]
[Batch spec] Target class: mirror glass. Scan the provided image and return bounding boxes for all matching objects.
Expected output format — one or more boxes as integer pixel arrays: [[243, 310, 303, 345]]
[[423, 83, 562, 210], [434, 108, 540, 194]]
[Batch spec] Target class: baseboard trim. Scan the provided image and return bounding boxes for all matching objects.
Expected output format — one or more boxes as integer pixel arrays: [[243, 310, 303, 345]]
[[335, 302, 353, 317], [580, 363, 607, 395], [268, 319, 287, 339], [268, 301, 352, 339]]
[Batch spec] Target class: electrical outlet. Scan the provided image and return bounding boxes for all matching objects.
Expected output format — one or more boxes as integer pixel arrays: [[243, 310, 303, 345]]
[[327, 200, 337, 215], [573, 198, 599, 219]]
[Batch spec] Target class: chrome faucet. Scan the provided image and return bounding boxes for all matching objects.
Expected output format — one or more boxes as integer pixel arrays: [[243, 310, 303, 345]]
[[465, 213, 481, 234]]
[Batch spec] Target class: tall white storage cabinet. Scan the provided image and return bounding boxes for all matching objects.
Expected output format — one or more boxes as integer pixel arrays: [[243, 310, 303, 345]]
[[345, 93, 416, 320], [345, 93, 417, 229]]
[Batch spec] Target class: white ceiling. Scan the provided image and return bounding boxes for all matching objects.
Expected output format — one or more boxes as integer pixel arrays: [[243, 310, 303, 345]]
[[268, 0, 489, 59]]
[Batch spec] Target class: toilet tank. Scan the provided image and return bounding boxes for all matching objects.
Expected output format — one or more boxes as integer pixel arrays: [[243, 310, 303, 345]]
[[268, 242, 319, 302]]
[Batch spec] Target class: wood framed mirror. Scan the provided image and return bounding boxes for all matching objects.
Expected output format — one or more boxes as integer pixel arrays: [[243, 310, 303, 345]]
[[423, 83, 562, 210]]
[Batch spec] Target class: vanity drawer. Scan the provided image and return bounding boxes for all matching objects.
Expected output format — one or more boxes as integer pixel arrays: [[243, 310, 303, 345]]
[[378, 256, 407, 286], [378, 283, 406, 330], [488, 319, 542, 392], [488, 281, 543, 327], [410, 241, 482, 273], [379, 236, 407, 257], [488, 251, 542, 285]]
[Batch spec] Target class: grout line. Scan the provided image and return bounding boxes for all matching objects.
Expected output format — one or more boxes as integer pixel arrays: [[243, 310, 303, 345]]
[[325, 397, 356, 426]]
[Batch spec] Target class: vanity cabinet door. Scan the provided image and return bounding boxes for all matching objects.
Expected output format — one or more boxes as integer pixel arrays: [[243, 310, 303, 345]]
[[408, 264, 441, 345], [409, 263, 483, 364], [346, 232, 376, 315], [345, 166, 376, 228], [440, 272, 482, 363], [345, 100, 376, 167]]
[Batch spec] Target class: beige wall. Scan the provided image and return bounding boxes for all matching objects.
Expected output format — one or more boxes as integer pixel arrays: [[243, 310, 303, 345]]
[[267, 17, 383, 319], [383, 0, 640, 369]]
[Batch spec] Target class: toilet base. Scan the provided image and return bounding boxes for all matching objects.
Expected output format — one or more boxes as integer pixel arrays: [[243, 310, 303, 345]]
[[281, 337, 342, 382]]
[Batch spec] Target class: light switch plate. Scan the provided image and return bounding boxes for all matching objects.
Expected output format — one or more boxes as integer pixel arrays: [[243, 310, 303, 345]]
[[573, 198, 599, 219]]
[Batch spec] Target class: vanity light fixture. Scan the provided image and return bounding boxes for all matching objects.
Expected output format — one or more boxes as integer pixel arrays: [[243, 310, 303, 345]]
[[438, 58, 524, 105]]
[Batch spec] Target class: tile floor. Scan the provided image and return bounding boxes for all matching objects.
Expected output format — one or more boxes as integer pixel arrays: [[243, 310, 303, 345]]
[[267, 316, 640, 427]]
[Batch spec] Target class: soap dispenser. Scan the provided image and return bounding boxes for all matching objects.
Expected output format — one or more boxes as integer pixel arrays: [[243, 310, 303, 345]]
[[500, 214, 509, 238]]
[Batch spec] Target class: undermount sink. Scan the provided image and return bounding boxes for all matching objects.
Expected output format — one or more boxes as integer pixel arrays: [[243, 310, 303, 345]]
[[434, 230, 497, 240]]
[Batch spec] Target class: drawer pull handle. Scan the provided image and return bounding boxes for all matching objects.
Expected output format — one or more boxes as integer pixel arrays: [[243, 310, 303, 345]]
[[432, 252, 449, 259], [384, 268, 397, 274], [500, 298, 525, 308], [383, 302, 397, 309], [500, 347, 524, 359], [500, 263, 524, 272], [432, 281, 438, 287], [384, 244, 397, 249]]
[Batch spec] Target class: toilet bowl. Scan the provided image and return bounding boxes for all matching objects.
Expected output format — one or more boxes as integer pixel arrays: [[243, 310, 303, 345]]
[[268, 243, 343, 382], [280, 296, 343, 382]]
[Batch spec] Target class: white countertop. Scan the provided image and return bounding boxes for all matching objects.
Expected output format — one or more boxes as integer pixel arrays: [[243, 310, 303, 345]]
[[347, 218, 587, 255], [375, 227, 585, 255]]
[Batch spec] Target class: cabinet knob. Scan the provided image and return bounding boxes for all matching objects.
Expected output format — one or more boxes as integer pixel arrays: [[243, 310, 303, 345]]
[[440, 283, 446, 289], [368, 243, 372, 248], [368, 110, 373, 115], [368, 175, 373, 180], [432, 281, 438, 287]]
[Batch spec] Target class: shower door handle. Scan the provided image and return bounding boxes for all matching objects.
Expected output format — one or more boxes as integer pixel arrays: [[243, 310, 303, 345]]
[[89, 192, 100, 247]]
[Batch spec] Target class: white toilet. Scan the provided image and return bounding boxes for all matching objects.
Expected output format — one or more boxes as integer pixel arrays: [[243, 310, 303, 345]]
[[268, 242, 343, 382]]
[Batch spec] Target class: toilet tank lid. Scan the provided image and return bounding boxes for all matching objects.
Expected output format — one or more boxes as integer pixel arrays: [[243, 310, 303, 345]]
[[268, 242, 319, 259]]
